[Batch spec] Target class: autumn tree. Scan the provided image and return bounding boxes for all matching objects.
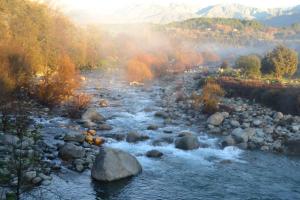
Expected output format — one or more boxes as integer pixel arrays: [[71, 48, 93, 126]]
[[261, 45, 298, 78], [235, 55, 261, 78]]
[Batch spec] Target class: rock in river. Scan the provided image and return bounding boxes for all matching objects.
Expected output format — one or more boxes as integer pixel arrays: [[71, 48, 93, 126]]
[[59, 143, 85, 160], [126, 132, 149, 143], [64, 131, 85, 143], [146, 150, 163, 158], [91, 147, 142, 182], [82, 108, 105, 123], [175, 135, 200, 150]]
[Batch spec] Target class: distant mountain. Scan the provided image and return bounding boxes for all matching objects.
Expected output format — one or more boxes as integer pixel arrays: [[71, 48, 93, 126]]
[[58, 2, 300, 27], [196, 4, 300, 27], [196, 4, 287, 20]]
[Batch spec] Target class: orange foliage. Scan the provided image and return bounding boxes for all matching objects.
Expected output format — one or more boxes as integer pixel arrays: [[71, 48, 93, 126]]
[[37, 54, 80, 106], [126, 59, 153, 82]]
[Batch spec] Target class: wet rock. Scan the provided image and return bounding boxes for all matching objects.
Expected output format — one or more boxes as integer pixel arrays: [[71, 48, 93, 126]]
[[284, 139, 300, 155], [126, 132, 149, 143], [82, 108, 105, 123], [91, 147, 142, 182], [59, 143, 85, 160], [99, 99, 109, 107], [219, 160, 232, 164], [147, 125, 159, 130], [64, 131, 85, 143], [146, 150, 163, 158], [175, 135, 200, 150], [221, 135, 236, 147], [207, 112, 226, 126], [154, 111, 169, 119], [164, 130, 173, 134], [98, 124, 113, 131]]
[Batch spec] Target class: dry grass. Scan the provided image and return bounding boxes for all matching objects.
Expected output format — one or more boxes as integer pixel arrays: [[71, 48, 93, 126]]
[[200, 80, 225, 114]]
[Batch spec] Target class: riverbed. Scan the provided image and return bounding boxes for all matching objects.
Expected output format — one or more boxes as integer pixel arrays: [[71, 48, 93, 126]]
[[27, 71, 300, 200]]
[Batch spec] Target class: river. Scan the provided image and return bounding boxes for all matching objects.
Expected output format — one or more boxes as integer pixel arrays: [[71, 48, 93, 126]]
[[27, 71, 300, 200]]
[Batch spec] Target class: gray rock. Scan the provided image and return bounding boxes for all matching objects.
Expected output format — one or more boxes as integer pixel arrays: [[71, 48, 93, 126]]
[[32, 177, 42, 185], [91, 147, 142, 182], [231, 128, 255, 143], [126, 132, 149, 143], [154, 111, 169, 119], [82, 108, 105, 123], [222, 135, 236, 147], [24, 171, 37, 182], [98, 124, 113, 131], [64, 131, 85, 143], [253, 119, 262, 127], [38, 173, 52, 181], [146, 150, 163, 158], [175, 135, 200, 150], [207, 112, 225, 126], [59, 143, 85, 160], [230, 120, 240, 127]]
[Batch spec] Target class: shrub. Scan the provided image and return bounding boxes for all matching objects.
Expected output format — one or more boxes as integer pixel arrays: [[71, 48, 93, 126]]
[[36, 55, 80, 107], [126, 59, 153, 82], [261, 45, 298, 78], [65, 93, 91, 118], [220, 60, 230, 70], [200, 80, 225, 114], [235, 55, 261, 78]]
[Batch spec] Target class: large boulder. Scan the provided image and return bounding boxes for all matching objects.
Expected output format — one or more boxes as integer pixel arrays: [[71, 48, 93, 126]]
[[175, 135, 200, 150], [126, 132, 149, 143], [207, 112, 227, 126], [284, 139, 300, 155], [91, 147, 142, 182], [59, 143, 85, 160], [64, 131, 85, 143], [82, 108, 105, 123]]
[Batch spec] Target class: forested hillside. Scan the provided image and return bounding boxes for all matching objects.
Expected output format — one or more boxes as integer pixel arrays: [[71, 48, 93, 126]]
[[0, 0, 106, 105]]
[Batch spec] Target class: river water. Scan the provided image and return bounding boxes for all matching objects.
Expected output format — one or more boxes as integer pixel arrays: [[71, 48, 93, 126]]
[[29, 71, 300, 200]]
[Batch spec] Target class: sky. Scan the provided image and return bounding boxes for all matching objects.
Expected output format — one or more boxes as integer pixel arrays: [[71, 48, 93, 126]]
[[57, 0, 300, 12]]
